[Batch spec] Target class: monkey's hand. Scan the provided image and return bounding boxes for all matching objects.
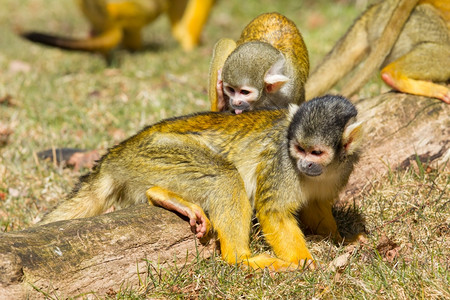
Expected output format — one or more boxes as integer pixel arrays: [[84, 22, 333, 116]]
[[145, 186, 212, 242], [188, 205, 211, 240], [208, 38, 236, 111], [216, 69, 227, 111]]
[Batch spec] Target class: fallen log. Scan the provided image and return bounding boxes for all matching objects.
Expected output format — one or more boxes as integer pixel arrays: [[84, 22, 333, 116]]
[[344, 92, 449, 200], [0, 204, 214, 299], [0, 92, 448, 298]]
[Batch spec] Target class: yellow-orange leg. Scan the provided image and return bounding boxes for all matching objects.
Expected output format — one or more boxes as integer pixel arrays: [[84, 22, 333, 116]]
[[258, 211, 316, 270], [381, 69, 450, 104], [147, 186, 309, 271], [146, 186, 211, 240], [380, 43, 450, 104], [168, 0, 215, 51], [299, 200, 368, 245], [299, 199, 342, 243]]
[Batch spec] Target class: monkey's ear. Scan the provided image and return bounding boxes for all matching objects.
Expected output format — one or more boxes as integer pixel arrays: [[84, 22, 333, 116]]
[[342, 121, 364, 155], [264, 58, 289, 93], [287, 103, 300, 120]]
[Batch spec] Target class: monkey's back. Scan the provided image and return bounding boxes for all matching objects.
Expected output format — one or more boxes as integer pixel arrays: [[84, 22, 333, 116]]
[[89, 109, 291, 209], [114, 109, 289, 158], [237, 12, 309, 87]]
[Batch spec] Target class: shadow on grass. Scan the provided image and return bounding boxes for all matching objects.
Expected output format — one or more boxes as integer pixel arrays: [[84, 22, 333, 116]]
[[333, 204, 366, 239]]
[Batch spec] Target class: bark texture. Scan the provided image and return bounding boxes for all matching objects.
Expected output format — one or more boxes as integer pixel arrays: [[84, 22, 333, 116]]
[[344, 92, 449, 200], [0, 93, 448, 298], [0, 205, 214, 299]]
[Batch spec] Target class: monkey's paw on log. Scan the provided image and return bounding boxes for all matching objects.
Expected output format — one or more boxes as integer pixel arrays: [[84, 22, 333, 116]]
[[0, 204, 214, 299]]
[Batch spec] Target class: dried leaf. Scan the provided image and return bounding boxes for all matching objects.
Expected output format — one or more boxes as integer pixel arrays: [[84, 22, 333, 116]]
[[0, 94, 16, 106], [108, 128, 126, 142], [8, 188, 20, 198], [67, 150, 100, 171], [385, 248, 399, 263], [8, 60, 31, 74], [330, 252, 351, 273], [435, 224, 450, 237], [376, 233, 400, 262], [0, 125, 13, 146]]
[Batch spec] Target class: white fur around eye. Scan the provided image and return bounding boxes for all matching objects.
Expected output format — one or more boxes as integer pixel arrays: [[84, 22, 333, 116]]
[[239, 86, 259, 101]]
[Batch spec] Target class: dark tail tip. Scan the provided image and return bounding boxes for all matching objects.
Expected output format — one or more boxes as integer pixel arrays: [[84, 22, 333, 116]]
[[20, 31, 88, 52]]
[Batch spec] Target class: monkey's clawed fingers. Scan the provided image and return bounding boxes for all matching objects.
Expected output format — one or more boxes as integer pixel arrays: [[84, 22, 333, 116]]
[[188, 209, 211, 239], [216, 69, 226, 111], [145, 186, 211, 241], [441, 91, 450, 104]]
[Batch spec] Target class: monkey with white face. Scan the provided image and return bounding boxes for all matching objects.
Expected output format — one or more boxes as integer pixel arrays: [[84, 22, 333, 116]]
[[209, 12, 309, 114], [220, 42, 294, 113]]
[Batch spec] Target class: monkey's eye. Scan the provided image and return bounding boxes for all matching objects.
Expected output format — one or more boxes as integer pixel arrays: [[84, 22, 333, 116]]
[[240, 89, 250, 95], [226, 86, 235, 94], [311, 150, 323, 156], [295, 145, 305, 154]]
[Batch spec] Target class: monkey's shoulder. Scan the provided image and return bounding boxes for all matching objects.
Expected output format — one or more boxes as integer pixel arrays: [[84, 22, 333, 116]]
[[109, 109, 289, 153], [146, 109, 287, 132]]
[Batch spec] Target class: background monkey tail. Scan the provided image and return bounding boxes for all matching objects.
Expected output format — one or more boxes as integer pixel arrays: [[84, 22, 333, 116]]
[[20, 27, 123, 57], [341, 0, 419, 97]]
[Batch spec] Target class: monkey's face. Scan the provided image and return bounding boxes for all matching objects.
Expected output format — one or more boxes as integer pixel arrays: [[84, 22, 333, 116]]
[[289, 140, 334, 177], [221, 41, 283, 114], [222, 83, 260, 114], [287, 95, 361, 178]]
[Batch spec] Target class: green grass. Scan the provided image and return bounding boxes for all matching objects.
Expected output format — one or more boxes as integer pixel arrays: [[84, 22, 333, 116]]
[[100, 165, 448, 300], [0, 0, 448, 299]]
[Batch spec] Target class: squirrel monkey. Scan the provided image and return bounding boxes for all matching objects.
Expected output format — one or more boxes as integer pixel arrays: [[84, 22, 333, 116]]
[[305, 0, 450, 104], [209, 12, 309, 113], [39, 95, 363, 271], [20, 0, 215, 59]]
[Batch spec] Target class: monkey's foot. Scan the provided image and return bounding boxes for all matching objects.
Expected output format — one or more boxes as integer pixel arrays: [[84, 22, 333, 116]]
[[171, 23, 197, 51], [342, 232, 368, 245], [241, 253, 316, 271], [145, 187, 212, 240], [440, 90, 450, 104]]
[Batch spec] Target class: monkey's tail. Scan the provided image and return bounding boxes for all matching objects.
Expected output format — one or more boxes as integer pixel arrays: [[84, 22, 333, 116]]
[[38, 172, 118, 225], [20, 27, 122, 54]]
